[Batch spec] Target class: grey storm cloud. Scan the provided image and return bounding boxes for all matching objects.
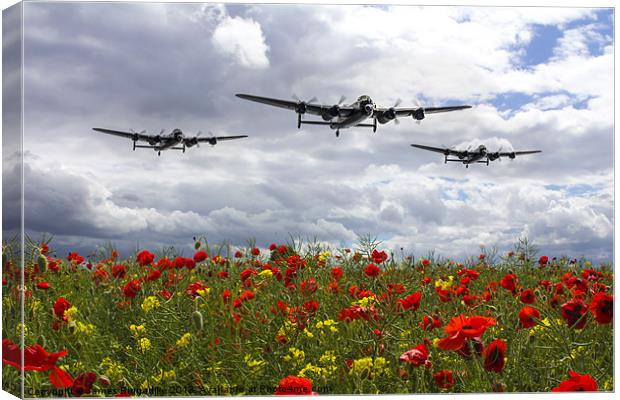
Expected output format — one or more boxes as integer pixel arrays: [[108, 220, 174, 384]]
[[2, 2, 613, 262]]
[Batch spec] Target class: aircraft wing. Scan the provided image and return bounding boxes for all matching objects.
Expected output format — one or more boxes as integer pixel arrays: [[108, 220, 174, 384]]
[[382, 105, 472, 117], [236, 94, 353, 116], [92, 128, 152, 142], [498, 150, 542, 157], [411, 144, 460, 156], [195, 135, 248, 142]]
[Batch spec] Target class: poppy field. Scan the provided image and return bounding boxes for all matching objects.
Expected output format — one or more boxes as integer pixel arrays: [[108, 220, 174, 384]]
[[1, 237, 614, 396]]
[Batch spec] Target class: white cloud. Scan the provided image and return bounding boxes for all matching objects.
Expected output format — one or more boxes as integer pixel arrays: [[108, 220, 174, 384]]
[[211, 16, 270, 69]]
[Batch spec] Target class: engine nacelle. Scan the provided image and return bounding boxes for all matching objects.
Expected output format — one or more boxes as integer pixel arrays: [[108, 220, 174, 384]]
[[412, 108, 425, 121], [184, 138, 198, 148], [488, 153, 500, 161], [295, 102, 307, 114], [322, 105, 340, 120], [148, 135, 161, 145], [174, 131, 183, 141], [376, 108, 396, 124], [508, 152, 516, 159]]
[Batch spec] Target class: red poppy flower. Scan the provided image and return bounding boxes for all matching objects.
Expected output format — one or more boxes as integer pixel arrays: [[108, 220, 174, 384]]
[[251, 247, 261, 256], [239, 290, 255, 302], [53, 297, 71, 321], [397, 292, 422, 312], [277, 245, 288, 255], [72, 372, 97, 397], [136, 250, 154, 266], [331, 267, 343, 281], [193, 250, 208, 263], [301, 278, 318, 296], [561, 299, 588, 329], [435, 286, 452, 303], [2, 339, 73, 388], [371, 249, 388, 264], [159, 289, 172, 300], [551, 371, 597, 392], [186, 281, 207, 298], [399, 343, 431, 368], [421, 259, 431, 267], [269, 243, 277, 251], [518, 306, 540, 329], [538, 255, 549, 265], [36, 282, 50, 290], [111, 264, 126, 279], [365, 263, 381, 277], [456, 336, 484, 359], [217, 271, 229, 279], [433, 370, 455, 389], [483, 339, 506, 373], [274, 375, 315, 395], [223, 289, 232, 304], [240, 268, 257, 281], [420, 315, 442, 330], [500, 274, 518, 293], [146, 269, 161, 281], [520, 289, 536, 304], [589, 292, 613, 324], [437, 314, 496, 351], [123, 279, 141, 298]]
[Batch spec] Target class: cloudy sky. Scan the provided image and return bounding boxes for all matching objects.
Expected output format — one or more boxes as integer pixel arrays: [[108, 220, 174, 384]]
[[3, 2, 614, 261]]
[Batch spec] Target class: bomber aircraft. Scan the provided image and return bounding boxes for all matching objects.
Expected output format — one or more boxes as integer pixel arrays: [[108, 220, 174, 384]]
[[236, 93, 472, 137], [92, 128, 248, 156], [411, 143, 541, 168]]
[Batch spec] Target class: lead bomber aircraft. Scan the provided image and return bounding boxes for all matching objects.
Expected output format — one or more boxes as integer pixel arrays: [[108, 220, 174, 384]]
[[236, 93, 472, 137], [411, 143, 542, 168], [92, 128, 248, 156]]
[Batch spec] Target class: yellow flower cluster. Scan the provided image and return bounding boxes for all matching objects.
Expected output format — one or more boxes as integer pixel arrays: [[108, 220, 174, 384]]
[[141, 369, 176, 389], [283, 347, 306, 365], [65, 306, 79, 319], [176, 332, 192, 347], [196, 288, 211, 298], [350, 357, 390, 379], [141, 296, 161, 313], [75, 321, 95, 336], [319, 350, 336, 365], [257, 269, 273, 279], [298, 363, 337, 379], [276, 320, 296, 342], [30, 300, 42, 313], [315, 319, 339, 334], [100, 357, 126, 381], [244, 354, 266, 371], [138, 337, 152, 353], [353, 295, 375, 308], [130, 324, 146, 336], [434, 276, 454, 291], [318, 251, 331, 263]]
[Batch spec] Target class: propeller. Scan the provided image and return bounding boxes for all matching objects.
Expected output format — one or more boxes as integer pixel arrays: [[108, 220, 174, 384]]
[[412, 97, 425, 124], [337, 95, 347, 105], [207, 131, 217, 146], [292, 94, 318, 114], [392, 98, 402, 124]]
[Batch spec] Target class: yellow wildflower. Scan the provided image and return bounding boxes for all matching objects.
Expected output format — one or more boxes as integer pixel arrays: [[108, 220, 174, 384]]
[[141, 296, 161, 313], [318, 251, 331, 263], [354, 295, 375, 308], [75, 322, 95, 335], [350, 357, 390, 378], [303, 328, 314, 338], [257, 269, 273, 279], [319, 350, 336, 365], [129, 324, 146, 336], [283, 347, 305, 365], [244, 354, 266, 371], [65, 306, 79, 319], [176, 332, 191, 347], [138, 337, 152, 353]]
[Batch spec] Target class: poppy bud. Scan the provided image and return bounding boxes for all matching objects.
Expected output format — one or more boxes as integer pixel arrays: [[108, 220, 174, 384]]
[[98, 375, 111, 387], [194, 240, 201, 250], [37, 253, 48, 273], [192, 310, 204, 331]]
